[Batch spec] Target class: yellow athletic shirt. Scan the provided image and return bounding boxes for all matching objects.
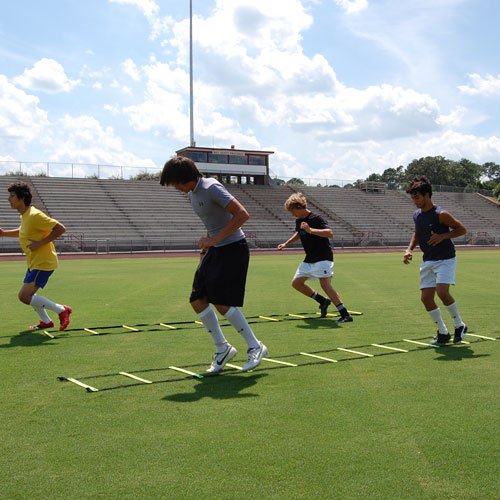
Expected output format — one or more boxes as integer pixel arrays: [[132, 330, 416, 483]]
[[19, 206, 60, 271]]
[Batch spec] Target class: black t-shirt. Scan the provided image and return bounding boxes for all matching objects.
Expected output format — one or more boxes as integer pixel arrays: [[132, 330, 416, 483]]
[[295, 213, 333, 263]]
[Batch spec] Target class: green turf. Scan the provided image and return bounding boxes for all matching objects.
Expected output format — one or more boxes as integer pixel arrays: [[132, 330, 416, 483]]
[[0, 251, 498, 499]]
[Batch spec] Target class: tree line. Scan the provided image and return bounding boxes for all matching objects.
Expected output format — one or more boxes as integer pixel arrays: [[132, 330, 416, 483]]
[[277, 156, 500, 199]]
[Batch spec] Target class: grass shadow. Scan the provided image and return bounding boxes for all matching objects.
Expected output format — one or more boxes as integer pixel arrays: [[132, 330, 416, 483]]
[[163, 373, 268, 403], [295, 318, 340, 330], [0, 330, 57, 349], [434, 344, 490, 362]]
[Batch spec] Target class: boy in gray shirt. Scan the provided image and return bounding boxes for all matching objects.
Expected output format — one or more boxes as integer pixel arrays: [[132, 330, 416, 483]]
[[160, 156, 268, 372]]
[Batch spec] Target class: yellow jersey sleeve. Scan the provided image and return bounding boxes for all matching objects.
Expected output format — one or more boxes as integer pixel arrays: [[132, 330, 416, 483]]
[[19, 206, 60, 271]]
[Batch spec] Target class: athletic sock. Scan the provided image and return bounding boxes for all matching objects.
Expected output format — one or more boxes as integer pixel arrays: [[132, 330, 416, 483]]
[[30, 294, 65, 314], [428, 308, 448, 334], [311, 292, 327, 304], [336, 303, 349, 318], [224, 307, 260, 350], [31, 304, 52, 323], [198, 306, 228, 350], [445, 302, 464, 328]]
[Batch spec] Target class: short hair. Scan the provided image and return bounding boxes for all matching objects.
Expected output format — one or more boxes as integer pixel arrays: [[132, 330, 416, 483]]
[[8, 182, 32, 205], [406, 176, 432, 197], [160, 156, 202, 186], [284, 192, 308, 211]]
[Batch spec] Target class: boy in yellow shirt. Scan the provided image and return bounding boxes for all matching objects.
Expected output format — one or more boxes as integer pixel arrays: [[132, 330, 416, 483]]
[[0, 182, 72, 331]]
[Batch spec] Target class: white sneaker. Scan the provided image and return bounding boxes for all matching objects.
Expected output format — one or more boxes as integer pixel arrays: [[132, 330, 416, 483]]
[[206, 344, 237, 373], [242, 342, 268, 372]]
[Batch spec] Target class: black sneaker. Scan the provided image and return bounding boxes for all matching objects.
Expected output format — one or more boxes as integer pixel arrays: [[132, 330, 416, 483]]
[[431, 332, 451, 345], [453, 324, 468, 344], [319, 299, 331, 318], [337, 315, 353, 323]]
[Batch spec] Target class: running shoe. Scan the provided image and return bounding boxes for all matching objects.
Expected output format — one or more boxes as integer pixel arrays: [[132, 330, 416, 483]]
[[206, 344, 237, 373], [319, 299, 331, 318], [242, 342, 268, 372], [337, 315, 353, 323], [453, 324, 468, 344], [431, 332, 451, 345], [58, 305, 72, 331], [28, 320, 54, 330]]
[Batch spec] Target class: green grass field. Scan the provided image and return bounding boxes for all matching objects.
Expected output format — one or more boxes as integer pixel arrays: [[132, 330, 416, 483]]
[[0, 250, 498, 499]]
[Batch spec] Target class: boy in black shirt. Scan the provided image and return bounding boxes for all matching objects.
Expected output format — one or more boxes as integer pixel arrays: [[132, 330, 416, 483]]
[[278, 192, 352, 322]]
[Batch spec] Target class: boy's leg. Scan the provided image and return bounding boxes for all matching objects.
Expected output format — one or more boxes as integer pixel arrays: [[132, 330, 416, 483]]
[[437, 284, 467, 343], [214, 304, 267, 372], [421, 287, 450, 343], [192, 299, 237, 373], [292, 276, 316, 297], [29, 292, 65, 314], [420, 262, 450, 343], [319, 278, 352, 321], [19, 271, 72, 330], [192, 299, 228, 349], [436, 284, 465, 326], [18, 282, 52, 323], [292, 276, 330, 316], [30, 292, 72, 331], [220, 305, 260, 350]]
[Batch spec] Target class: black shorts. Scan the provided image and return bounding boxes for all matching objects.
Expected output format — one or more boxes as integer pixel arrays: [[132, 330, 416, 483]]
[[190, 239, 249, 306]]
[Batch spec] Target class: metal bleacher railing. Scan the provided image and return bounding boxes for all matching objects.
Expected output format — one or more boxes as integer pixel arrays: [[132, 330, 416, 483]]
[[1, 167, 499, 254]]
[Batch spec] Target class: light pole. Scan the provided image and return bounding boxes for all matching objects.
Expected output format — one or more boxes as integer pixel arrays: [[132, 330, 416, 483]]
[[189, 0, 195, 147]]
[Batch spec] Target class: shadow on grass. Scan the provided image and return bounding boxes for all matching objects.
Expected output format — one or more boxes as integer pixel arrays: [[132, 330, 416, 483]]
[[0, 331, 56, 349], [295, 318, 340, 330], [434, 344, 490, 362], [163, 373, 268, 403]]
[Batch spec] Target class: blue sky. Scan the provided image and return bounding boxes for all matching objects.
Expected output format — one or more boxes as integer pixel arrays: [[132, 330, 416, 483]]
[[1, 0, 499, 182]]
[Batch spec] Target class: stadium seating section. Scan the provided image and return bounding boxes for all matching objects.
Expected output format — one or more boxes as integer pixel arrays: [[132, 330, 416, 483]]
[[1, 176, 499, 253]]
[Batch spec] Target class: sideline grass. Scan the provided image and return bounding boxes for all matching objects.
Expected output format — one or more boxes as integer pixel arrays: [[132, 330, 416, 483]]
[[0, 251, 498, 499]]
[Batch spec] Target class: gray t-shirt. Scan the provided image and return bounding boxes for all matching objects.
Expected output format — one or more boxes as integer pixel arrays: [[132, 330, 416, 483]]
[[189, 177, 245, 247]]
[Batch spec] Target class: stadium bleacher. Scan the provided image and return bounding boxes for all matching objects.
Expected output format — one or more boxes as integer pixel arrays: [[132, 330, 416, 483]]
[[1, 176, 498, 253]]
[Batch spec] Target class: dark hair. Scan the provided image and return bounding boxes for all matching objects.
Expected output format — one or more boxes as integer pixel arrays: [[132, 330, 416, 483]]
[[160, 156, 202, 186], [406, 176, 432, 197], [8, 182, 32, 205]]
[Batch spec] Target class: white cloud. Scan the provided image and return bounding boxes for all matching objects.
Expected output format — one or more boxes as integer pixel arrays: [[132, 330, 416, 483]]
[[330, 85, 441, 140], [47, 114, 157, 168], [436, 106, 466, 127], [121, 60, 189, 139], [334, 0, 368, 15], [121, 58, 141, 81], [109, 79, 132, 95], [104, 104, 119, 114], [14, 58, 80, 93], [122, 0, 450, 165], [290, 130, 500, 182], [0, 75, 49, 148], [458, 73, 500, 96], [422, 130, 500, 163], [79, 64, 112, 80], [269, 134, 484, 183], [232, 82, 441, 143], [108, 0, 159, 18], [197, 0, 313, 54]]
